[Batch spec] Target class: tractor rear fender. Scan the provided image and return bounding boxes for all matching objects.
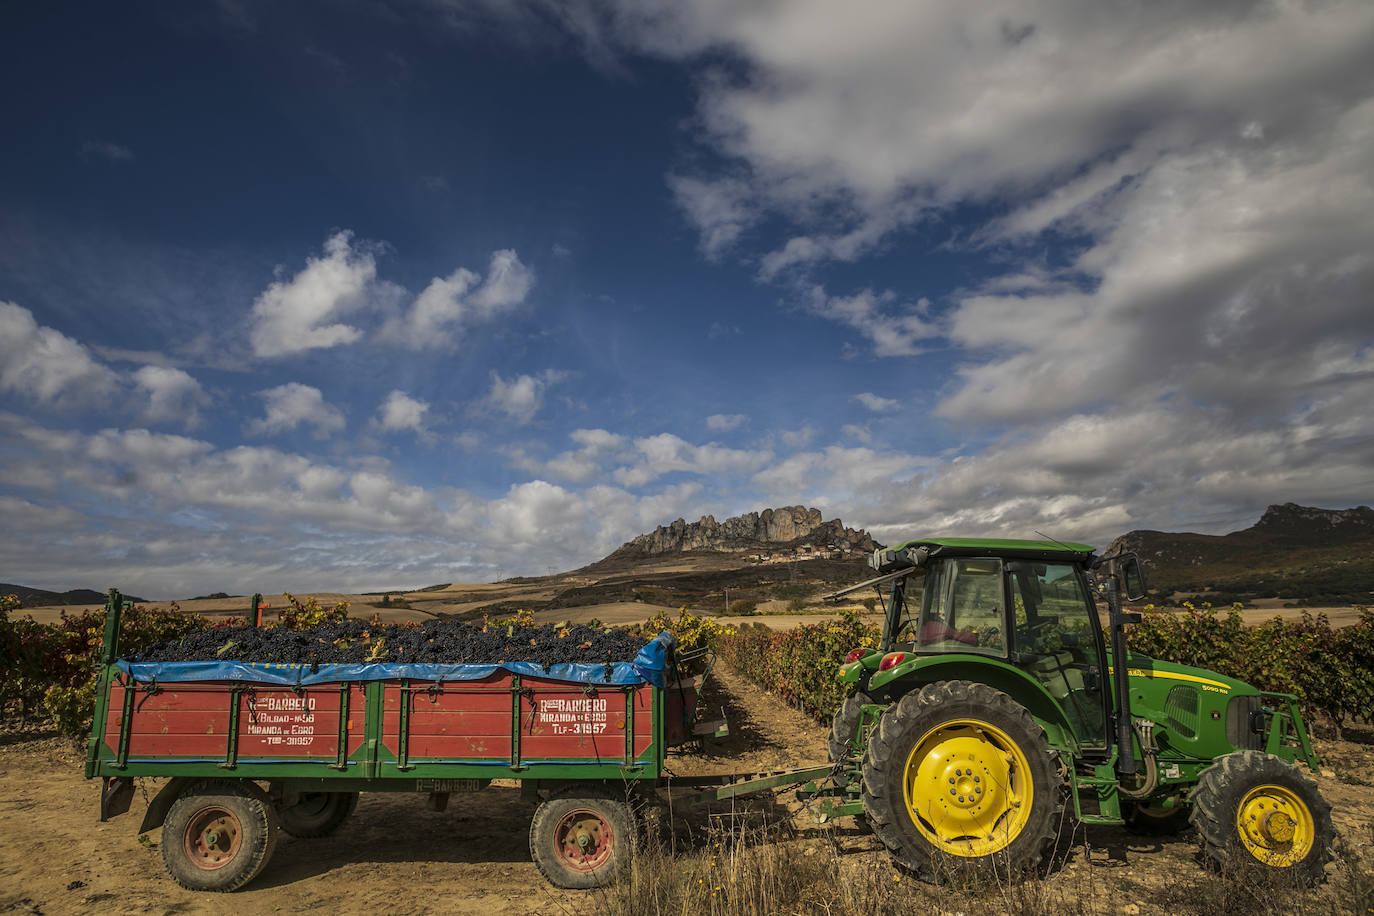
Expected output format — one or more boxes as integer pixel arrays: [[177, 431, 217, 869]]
[[868, 654, 1081, 756], [138, 777, 194, 834]]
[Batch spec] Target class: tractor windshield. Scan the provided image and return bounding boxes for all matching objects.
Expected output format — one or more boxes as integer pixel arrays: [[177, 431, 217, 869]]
[[895, 557, 1006, 657]]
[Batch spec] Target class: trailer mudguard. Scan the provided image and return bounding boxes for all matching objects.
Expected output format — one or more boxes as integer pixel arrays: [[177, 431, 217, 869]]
[[100, 776, 134, 822], [139, 777, 193, 833], [867, 653, 1083, 754]]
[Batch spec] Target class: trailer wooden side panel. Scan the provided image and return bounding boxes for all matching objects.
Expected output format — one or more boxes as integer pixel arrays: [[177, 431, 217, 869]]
[[379, 674, 655, 764], [105, 680, 366, 763]]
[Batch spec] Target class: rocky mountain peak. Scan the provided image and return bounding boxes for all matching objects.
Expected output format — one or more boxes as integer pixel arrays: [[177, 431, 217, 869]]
[[1253, 502, 1374, 535], [612, 506, 876, 557]]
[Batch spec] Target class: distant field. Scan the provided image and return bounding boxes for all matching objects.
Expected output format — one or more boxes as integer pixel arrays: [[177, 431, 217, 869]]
[[14, 583, 1364, 631]]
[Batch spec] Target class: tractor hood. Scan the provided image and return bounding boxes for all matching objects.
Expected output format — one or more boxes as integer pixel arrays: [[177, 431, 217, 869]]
[[1118, 652, 1254, 698]]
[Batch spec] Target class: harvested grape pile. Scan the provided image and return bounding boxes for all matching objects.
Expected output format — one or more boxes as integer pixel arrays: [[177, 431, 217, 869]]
[[128, 619, 651, 666]]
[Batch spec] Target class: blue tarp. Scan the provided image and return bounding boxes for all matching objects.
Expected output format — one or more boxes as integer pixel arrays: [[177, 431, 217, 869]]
[[116, 631, 674, 689]]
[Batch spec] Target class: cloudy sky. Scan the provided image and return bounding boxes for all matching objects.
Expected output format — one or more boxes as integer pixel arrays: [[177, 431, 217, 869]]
[[3, 1, 1372, 598]]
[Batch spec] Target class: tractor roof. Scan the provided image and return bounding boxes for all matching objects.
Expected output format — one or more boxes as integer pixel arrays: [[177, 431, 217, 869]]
[[890, 536, 1097, 561]]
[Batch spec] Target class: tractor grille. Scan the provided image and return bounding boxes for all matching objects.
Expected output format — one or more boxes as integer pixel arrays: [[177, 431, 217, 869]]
[[1164, 685, 1199, 740], [1227, 695, 1265, 750]]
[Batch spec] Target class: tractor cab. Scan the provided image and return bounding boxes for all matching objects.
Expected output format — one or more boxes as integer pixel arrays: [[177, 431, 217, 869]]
[[867, 538, 1116, 752]]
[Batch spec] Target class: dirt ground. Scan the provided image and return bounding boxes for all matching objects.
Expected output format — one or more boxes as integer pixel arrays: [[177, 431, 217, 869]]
[[3, 664, 1372, 916]]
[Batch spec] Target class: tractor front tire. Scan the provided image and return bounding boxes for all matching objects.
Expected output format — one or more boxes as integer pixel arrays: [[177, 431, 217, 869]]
[[529, 791, 636, 889], [828, 691, 873, 771], [862, 680, 1063, 880], [161, 780, 279, 892], [278, 791, 358, 838], [1189, 751, 1333, 883]]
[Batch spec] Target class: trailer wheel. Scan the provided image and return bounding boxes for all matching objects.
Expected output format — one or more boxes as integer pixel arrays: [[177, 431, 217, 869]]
[[861, 680, 1062, 880], [162, 781, 279, 892], [278, 792, 358, 838], [530, 793, 635, 889], [1190, 751, 1333, 883]]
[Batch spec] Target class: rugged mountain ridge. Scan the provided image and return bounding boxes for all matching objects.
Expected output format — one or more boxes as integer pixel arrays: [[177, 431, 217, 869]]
[[610, 505, 877, 558], [1105, 503, 1374, 604]]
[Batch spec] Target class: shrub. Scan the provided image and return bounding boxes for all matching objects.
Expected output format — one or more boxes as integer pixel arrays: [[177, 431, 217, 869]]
[[41, 601, 207, 738], [727, 599, 758, 616], [634, 607, 737, 657], [716, 608, 879, 719], [279, 592, 349, 629]]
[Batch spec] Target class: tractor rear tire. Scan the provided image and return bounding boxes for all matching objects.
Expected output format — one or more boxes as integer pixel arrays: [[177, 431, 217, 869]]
[[529, 791, 636, 889], [861, 680, 1063, 880], [161, 780, 279, 892], [278, 791, 358, 838], [1189, 750, 1333, 883]]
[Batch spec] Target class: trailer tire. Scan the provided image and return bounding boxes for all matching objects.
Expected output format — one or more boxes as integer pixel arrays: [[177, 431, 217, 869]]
[[278, 791, 358, 838], [1190, 751, 1333, 884], [162, 780, 279, 892], [862, 680, 1062, 880], [530, 792, 635, 889]]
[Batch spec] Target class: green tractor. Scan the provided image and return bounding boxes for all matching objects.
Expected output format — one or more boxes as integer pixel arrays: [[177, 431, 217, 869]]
[[814, 537, 1334, 882]]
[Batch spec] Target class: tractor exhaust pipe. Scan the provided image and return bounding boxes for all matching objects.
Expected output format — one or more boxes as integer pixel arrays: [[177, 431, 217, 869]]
[[1105, 571, 1143, 777]]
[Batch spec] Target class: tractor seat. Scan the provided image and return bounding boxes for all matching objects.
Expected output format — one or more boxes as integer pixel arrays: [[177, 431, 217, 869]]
[[1029, 651, 1084, 700]]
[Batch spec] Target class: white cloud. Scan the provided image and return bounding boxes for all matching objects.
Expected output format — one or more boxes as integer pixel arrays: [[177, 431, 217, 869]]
[[599, 1, 1374, 273], [380, 249, 534, 349], [247, 383, 346, 438], [541, 428, 629, 482], [939, 99, 1374, 421], [613, 433, 772, 488], [483, 370, 566, 424], [853, 392, 898, 412], [249, 231, 381, 358], [706, 413, 747, 431], [133, 365, 209, 428], [840, 424, 872, 444], [780, 425, 817, 448], [0, 301, 119, 406], [376, 390, 430, 435], [799, 287, 936, 357], [668, 175, 757, 259]]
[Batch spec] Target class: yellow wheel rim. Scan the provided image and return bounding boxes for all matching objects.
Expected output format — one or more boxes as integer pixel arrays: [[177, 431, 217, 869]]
[[901, 718, 1033, 858], [1236, 785, 1314, 867]]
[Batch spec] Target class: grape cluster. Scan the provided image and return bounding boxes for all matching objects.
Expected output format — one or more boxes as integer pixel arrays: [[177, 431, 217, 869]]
[[128, 619, 650, 666]]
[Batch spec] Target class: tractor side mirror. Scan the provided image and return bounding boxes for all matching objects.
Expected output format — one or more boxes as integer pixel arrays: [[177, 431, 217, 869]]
[[1119, 555, 1147, 601]]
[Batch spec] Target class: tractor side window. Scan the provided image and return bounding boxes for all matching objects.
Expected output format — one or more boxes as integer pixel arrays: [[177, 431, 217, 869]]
[[907, 558, 1005, 656], [1008, 561, 1106, 745]]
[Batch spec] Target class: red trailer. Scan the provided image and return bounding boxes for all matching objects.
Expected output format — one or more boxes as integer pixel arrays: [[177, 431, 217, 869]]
[[86, 591, 829, 891]]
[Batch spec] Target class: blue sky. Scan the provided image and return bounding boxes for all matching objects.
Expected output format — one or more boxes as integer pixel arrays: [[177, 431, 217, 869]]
[[3, 1, 1373, 597]]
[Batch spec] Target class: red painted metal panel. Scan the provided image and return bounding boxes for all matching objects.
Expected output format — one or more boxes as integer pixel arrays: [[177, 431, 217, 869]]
[[237, 688, 341, 759], [380, 675, 657, 763], [110, 681, 364, 762]]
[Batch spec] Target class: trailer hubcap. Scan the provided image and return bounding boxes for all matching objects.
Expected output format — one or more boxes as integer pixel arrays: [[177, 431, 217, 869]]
[[903, 719, 1032, 858], [185, 807, 242, 870], [554, 810, 614, 872], [1237, 785, 1313, 866]]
